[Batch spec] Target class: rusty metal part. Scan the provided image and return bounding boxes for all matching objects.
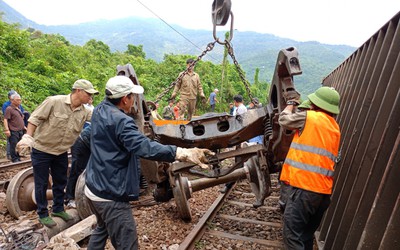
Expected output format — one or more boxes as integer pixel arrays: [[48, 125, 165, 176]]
[[74, 170, 93, 220], [170, 145, 272, 220], [189, 166, 248, 194], [0, 224, 49, 250], [151, 109, 265, 150], [171, 144, 264, 176], [265, 47, 302, 164], [6, 167, 53, 219], [172, 174, 192, 221], [0, 180, 9, 192], [245, 150, 271, 208]]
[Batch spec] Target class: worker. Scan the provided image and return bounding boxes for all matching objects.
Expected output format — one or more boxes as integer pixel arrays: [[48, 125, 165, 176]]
[[232, 94, 247, 115], [162, 100, 175, 120], [278, 99, 312, 212], [207, 88, 219, 112], [3, 93, 26, 162], [85, 76, 214, 249], [170, 58, 205, 120], [64, 124, 92, 208], [150, 103, 163, 120], [16, 79, 99, 228], [278, 86, 341, 249], [248, 97, 263, 145]]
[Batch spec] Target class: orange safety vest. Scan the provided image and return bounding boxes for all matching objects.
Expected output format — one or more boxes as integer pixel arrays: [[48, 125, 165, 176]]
[[280, 110, 341, 194]]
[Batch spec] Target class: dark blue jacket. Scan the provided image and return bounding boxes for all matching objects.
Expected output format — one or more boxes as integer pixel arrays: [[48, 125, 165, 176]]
[[85, 99, 177, 201], [78, 124, 91, 149]]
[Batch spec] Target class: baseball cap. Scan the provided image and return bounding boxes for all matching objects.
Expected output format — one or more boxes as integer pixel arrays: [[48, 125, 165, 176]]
[[214, 88, 219, 92], [106, 76, 144, 99], [73, 79, 99, 94]]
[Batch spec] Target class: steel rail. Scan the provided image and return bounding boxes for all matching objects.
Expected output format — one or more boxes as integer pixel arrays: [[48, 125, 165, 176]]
[[0, 154, 72, 173], [178, 183, 234, 249], [179, 175, 284, 249]]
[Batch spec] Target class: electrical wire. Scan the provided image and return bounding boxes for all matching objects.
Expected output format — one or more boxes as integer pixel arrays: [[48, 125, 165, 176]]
[[136, 0, 219, 62]]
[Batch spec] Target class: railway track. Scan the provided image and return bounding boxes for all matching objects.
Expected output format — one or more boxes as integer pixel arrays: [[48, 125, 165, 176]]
[[0, 155, 285, 249], [179, 174, 284, 249], [0, 158, 33, 191], [0, 155, 72, 190], [0, 158, 31, 172]]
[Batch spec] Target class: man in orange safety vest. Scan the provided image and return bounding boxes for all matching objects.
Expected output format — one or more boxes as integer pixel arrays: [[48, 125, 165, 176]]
[[279, 86, 341, 250]]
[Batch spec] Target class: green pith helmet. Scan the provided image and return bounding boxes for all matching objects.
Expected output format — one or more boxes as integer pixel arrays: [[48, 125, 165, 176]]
[[308, 86, 340, 114], [298, 99, 312, 109]]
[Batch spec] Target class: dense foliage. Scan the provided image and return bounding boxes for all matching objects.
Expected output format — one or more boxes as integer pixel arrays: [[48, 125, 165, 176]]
[[1, 19, 271, 110], [0, 19, 270, 149]]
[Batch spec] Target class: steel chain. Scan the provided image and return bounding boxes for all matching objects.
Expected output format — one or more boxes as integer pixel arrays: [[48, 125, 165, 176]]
[[225, 40, 257, 104], [154, 40, 218, 103]]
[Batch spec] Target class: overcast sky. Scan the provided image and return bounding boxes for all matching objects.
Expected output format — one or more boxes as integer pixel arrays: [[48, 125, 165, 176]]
[[3, 0, 400, 47]]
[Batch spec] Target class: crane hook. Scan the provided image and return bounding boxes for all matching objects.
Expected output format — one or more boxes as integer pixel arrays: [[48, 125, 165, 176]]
[[212, 0, 234, 45]]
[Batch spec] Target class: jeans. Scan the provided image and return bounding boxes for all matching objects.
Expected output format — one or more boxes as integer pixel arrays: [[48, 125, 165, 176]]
[[210, 104, 216, 112], [9, 130, 24, 162], [31, 148, 68, 218], [283, 186, 331, 250], [6, 137, 10, 158], [87, 199, 138, 250], [65, 137, 90, 201]]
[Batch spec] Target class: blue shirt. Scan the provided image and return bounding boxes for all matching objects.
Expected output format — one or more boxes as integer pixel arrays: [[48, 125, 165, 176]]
[[2, 101, 24, 115], [249, 135, 264, 144], [85, 99, 177, 202], [209, 92, 217, 105]]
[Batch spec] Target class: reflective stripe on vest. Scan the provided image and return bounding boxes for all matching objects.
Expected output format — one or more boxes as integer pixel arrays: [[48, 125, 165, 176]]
[[280, 110, 340, 194], [285, 158, 335, 177], [290, 142, 337, 165]]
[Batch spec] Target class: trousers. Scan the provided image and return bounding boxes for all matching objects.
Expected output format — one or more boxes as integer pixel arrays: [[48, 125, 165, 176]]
[[31, 148, 68, 218], [179, 98, 197, 120], [9, 130, 24, 162], [283, 186, 331, 250], [65, 137, 90, 201], [87, 199, 138, 250]]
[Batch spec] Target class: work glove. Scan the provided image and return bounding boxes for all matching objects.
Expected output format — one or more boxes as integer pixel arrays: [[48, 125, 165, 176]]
[[201, 95, 207, 104], [284, 90, 301, 106], [286, 100, 301, 106], [175, 147, 215, 169], [16, 134, 34, 156]]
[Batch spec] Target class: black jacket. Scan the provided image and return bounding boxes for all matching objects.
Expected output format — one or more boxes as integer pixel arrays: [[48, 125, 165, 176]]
[[86, 99, 177, 201]]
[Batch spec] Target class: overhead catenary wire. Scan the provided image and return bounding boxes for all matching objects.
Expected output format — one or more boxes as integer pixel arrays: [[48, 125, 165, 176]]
[[136, 0, 219, 63]]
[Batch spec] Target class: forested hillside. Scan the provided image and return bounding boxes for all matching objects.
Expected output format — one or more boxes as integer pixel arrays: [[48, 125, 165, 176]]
[[0, 19, 269, 113], [0, 0, 356, 96], [0, 18, 261, 151], [40, 19, 354, 94]]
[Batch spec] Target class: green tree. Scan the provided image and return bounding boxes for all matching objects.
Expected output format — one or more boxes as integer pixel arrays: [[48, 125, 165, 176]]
[[126, 44, 146, 59]]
